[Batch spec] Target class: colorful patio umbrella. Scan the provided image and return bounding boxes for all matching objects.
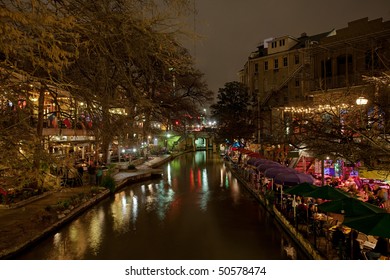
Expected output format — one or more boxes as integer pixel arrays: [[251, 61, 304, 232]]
[[343, 213, 390, 238], [273, 172, 315, 186], [253, 159, 274, 167], [284, 182, 317, 195], [264, 166, 296, 178], [318, 197, 386, 217], [257, 162, 282, 172], [302, 185, 350, 200], [247, 158, 258, 165], [248, 152, 262, 158], [237, 148, 253, 154]]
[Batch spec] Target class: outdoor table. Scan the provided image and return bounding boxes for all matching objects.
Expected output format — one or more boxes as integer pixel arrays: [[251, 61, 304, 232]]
[[362, 241, 376, 250], [329, 225, 351, 235], [314, 213, 333, 222]]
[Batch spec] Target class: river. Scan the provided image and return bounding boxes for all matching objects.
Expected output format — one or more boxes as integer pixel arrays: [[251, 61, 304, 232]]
[[16, 151, 308, 260]]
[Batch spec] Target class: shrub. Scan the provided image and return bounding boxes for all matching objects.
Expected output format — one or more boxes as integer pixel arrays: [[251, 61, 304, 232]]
[[128, 164, 136, 170], [101, 175, 116, 193], [55, 199, 70, 211]]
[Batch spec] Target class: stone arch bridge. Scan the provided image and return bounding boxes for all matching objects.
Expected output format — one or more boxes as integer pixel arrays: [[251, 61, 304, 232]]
[[173, 130, 217, 152]]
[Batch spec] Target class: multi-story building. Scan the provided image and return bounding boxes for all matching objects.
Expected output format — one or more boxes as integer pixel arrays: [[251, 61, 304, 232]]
[[239, 17, 390, 154]]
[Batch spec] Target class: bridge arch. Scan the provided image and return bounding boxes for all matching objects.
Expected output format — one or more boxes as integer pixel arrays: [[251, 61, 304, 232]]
[[190, 131, 216, 152]]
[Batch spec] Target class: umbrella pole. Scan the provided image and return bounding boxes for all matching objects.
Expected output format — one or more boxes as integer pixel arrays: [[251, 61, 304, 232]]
[[281, 185, 283, 210], [293, 194, 297, 227], [350, 231, 353, 260]]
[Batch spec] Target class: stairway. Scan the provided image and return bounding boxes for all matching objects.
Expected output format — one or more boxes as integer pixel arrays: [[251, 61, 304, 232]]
[[261, 64, 304, 106], [293, 156, 315, 174]]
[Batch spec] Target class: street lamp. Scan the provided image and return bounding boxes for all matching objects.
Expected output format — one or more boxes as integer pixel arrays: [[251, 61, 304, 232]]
[[356, 96, 368, 106], [356, 96, 368, 129], [165, 133, 171, 152]]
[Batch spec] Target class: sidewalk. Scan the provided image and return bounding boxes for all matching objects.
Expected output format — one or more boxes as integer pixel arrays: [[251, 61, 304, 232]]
[[0, 154, 172, 259]]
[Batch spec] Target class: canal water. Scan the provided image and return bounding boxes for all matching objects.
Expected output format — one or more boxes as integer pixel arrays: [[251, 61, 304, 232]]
[[16, 151, 308, 260]]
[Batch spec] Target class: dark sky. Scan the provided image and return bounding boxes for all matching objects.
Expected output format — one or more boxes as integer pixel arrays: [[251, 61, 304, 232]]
[[183, 0, 390, 95]]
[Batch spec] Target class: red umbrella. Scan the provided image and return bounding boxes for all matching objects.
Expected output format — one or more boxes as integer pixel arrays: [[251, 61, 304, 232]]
[[249, 153, 263, 158]]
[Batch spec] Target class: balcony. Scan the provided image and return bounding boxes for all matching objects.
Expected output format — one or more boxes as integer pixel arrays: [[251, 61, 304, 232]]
[[42, 127, 93, 137]]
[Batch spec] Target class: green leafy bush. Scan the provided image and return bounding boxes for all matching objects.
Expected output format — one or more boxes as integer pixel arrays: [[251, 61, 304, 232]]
[[101, 175, 116, 193], [128, 164, 136, 170]]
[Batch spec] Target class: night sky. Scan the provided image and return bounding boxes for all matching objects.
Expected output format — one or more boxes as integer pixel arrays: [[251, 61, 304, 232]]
[[182, 0, 390, 96]]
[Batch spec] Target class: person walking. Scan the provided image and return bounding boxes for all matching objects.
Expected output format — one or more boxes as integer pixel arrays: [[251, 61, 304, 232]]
[[87, 162, 96, 186], [96, 164, 103, 186], [76, 164, 84, 186]]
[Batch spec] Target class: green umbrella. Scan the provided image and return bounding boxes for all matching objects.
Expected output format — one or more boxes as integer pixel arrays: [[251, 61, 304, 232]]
[[343, 213, 390, 238], [318, 197, 386, 217], [303, 185, 350, 200], [284, 182, 317, 196]]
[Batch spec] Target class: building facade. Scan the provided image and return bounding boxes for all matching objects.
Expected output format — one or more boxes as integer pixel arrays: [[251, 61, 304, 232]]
[[240, 17, 390, 153]]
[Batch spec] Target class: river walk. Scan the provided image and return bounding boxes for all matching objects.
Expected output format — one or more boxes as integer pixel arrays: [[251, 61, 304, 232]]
[[0, 151, 342, 260], [0, 154, 172, 259]]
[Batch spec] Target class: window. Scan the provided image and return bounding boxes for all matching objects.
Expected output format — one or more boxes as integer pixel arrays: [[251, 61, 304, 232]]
[[274, 58, 278, 69], [264, 61, 268, 71], [295, 79, 300, 87], [365, 50, 380, 70], [283, 57, 288, 67], [254, 63, 258, 73], [322, 58, 333, 78], [294, 55, 300, 64], [279, 39, 285, 47]]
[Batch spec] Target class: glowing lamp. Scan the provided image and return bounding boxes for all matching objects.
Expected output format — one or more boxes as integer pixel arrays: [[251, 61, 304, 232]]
[[356, 97, 368, 105]]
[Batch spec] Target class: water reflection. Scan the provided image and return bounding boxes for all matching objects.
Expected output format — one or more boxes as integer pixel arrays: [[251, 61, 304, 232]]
[[111, 192, 130, 233], [199, 169, 209, 211], [88, 209, 104, 254], [50, 211, 105, 259], [16, 151, 308, 260]]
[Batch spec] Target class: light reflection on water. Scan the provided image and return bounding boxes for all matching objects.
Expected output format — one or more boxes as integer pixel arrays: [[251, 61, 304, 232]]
[[111, 192, 130, 234], [88, 209, 104, 254], [199, 169, 209, 211], [16, 151, 308, 260]]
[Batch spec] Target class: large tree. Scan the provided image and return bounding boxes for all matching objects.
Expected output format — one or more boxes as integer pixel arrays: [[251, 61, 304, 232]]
[[210, 81, 254, 144], [0, 0, 207, 190], [62, 0, 209, 163], [0, 0, 79, 189]]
